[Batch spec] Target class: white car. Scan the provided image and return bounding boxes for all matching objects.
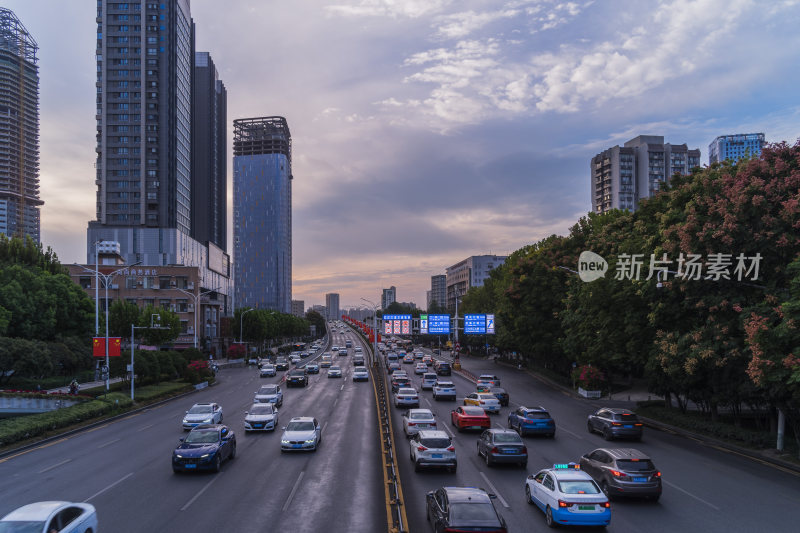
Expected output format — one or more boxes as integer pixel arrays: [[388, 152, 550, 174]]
[[0, 501, 98, 533], [414, 362, 428, 375], [394, 387, 420, 408], [402, 408, 437, 436], [409, 430, 457, 472], [328, 365, 343, 378], [244, 403, 279, 431], [432, 380, 457, 401], [421, 372, 438, 390], [280, 416, 322, 452], [353, 367, 369, 381], [464, 392, 501, 414], [525, 463, 611, 528], [182, 402, 223, 430], [254, 384, 283, 406], [259, 363, 276, 377], [289, 354, 301, 365]]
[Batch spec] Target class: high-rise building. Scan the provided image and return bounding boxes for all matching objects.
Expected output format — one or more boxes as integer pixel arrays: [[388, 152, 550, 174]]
[[430, 274, 446, 310], [291, 300, 305, 317], [381, 286, 396, 309], [446, 255, 506, 311], [325, 293, 340, 321], [0, 8, 42, 242], [191, 52, 227, 250], [708, 133, 765, 165], [233, 116, 292, 312], [591, 135, 700, 214]]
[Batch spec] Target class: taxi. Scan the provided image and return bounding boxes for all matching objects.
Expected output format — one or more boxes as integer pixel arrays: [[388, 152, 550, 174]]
[[525, 463, 611, 528], [464, 392, 501, 414]]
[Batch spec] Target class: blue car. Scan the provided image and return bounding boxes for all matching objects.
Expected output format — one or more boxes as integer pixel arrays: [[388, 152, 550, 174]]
[[306, 363, 320, 374], [508, 406, 556, 437], [172, 424, 236, 473], [525, 463, 610, 528]]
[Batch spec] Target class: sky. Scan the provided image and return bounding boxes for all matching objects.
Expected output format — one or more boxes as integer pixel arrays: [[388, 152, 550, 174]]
[[5, 0, 800, 309]]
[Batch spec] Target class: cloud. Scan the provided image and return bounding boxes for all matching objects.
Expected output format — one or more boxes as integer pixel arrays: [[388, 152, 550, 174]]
[[434, 9, 520, 39], [325, 0, 453, 19]]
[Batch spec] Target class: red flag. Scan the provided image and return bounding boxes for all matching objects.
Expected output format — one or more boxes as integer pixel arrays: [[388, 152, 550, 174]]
[[93, 337, 104, 357], [109, 337, 122, 357]]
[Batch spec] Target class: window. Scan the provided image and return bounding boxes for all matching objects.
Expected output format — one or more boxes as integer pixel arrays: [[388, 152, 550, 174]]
[[79, 276, 93, 289], [126, 276, 137, 289], [159, 277, 171, 289], [160, 299, 171, 310]]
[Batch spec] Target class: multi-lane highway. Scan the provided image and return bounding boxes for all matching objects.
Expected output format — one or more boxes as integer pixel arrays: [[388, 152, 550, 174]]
[[0, 327, 386, 532], [393, 347, 800, 532]]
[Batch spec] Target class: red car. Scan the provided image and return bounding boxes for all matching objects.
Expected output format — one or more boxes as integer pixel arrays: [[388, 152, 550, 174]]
[[451, 405, 491, 432]]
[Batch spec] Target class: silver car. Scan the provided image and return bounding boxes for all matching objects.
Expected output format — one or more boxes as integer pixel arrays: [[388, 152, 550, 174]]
[[280, 416, 322, 451], [0, 501, 98, 533], [421, 372, 438, 390], [182, 402, 223, 430], [244, 403, 279, 431], [394, 387, 420, 408], [254, 384, 283, 406], [259, 363, 276, 377], [403, 408, 437, 436], [409, 430, 457, 472], [432, 380, 457, 401], [328, 365, 343, 378]]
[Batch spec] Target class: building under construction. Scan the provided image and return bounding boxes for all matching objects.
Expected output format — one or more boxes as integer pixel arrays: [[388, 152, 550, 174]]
[[0, 8, 42, 242]]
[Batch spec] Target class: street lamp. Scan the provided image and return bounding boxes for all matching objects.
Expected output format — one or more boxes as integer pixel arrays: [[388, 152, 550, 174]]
[[361, 297, 379, 367], [176, 286, 220, 349], [74, 260, 142, 394]]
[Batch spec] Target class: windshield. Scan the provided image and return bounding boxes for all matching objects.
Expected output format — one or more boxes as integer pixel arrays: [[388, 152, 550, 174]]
[[616, 459, 655, 471], [463, 407, 484, 415], [559, 480, 601, 494], [436, 382, 454, 387], [249, 405, 274, 415], [420, 437, 450, 448], [185, 430, 219, 444], [188, 405, 212, 414], [449, 502, 498, 522], [398, 389, 416, 394], [493, 432, 522, 443], [286, 421, 315, 431], [525, 411, 551, 419], [409, 412, 432, 419], [259, 386, 277, 394], [0, 522, 47, 533]]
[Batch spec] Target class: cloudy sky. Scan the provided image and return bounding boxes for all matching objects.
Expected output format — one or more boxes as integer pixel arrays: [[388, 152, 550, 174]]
[[6, 0, 800, 308]]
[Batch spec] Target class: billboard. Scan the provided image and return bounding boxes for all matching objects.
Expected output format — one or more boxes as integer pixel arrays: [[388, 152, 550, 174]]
[[463, 314, 495, 335], [383, 314, 412, 336], [420, 314, 450, 334]]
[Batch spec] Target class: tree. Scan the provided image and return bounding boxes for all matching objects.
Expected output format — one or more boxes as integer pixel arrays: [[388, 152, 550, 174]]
[[305, 310, 325, 337], [109, 300, 142, 339], [137, 305, 181, 346]]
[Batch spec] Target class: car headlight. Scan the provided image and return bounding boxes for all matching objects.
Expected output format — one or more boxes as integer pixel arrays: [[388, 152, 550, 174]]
[[203, 418, 213, 423], [281, 439, 290, 445], [304, 438, 316, 444], [200, 453, 210, 458], [175, 453, 183, 458]]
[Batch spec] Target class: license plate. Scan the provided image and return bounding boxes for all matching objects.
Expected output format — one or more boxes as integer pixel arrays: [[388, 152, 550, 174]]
[[502, 449, 516, 454], [292, 444, 302, 448], [634, 477, 647, 482], [578, 505, 594, 511], [185, 464, 196, 469], [432, 454, 442, 458], [624, 424, 633, 428], [417, 424, 429, 428], [254, 424, 262, 428]]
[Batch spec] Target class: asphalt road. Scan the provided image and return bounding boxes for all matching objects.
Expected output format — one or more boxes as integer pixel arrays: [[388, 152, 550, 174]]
[[393, 348, 800, 532], [0, 328, 386, 533]]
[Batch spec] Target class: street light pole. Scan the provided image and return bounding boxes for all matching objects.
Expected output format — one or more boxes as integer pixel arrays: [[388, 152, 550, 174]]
[[176, 286, 220, 349], [361, 297, 379, 367], [240, 307, 255, 344]]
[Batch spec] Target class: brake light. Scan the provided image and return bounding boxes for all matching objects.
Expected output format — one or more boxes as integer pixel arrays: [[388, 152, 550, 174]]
[[610, 470, 622, 477], [480, 401, 486, 405], [655, 471, 661, 477], [634, 423, 643, 427], [611, 422, 622, 426], [601, 501, 611, 508], [491, 447, 499, 454], [521, 446, 528, 455], [417, 445, 427, 451], [558, 500, 571, 508], [446, 445, 455, 452], [407, 422, 416, 426]]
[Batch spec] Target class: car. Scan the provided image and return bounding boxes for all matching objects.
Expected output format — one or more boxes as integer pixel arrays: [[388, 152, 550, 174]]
[[477, 429, 528, 467], [0, 501, 98, 533], [260, 363, 276, 377], [306, 362, 320, 374], [394, 387, 420, 408], [345, 340, 353, 349], [477, 374, 501, 387], [426, 487, 507, 533], [173, 424, 236, 473], [489, 386, 509, 406], [320, 355, 333, 368], [354, 346, 363, 353], [286, 368, 308, 387], [414, 351, 424, 360], [409, 430, 456, 472], [508, 406, 556, 437], [464, 392, 501, 414], [182, 402, 223, 430], [275, 358, 290, 371], [280, 416, 322, 451], [387, 361, 402, 374], [254, 384, 283, 406], [587, 408, 644, 441], [402, 408, 437, 436], [402, 354, 415, 364], [451, 405, 491, 432], [328, 365, 342, 378], [338, 348, 348, 356], [422, 354, 433, 366], [391, 375, 411, 392], [579, 448, 662, 500], [525, 463, 611, 528], [248, 356, 259, 365], [421, 372, 438, 390], [331, 346, 340, 353], [244, 403, 279, 431], [353, 367, 369, 381], [434, 361, 451, 375], [432, 380, 456, 401], [414, 362, 428, 375], [353, 356, 366, 367], [300, 351, 311, 358], [289, 354, 301, 365]]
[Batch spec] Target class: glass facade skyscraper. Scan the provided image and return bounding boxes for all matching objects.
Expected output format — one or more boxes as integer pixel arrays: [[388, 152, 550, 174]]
[[708, 133, 765, 165], [233, 117, 292, 313]]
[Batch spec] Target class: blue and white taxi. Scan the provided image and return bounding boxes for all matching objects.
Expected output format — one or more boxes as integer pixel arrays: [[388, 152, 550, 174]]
[[525, 463, 611, 528]]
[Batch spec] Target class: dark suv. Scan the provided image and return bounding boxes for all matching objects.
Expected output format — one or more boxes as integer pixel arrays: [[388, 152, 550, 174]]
[[286, 368, 308, 387], [435, 361, 451, 375], [587, 408, 643, 441], [579, 448, 662, 501], [426, 486, 507, 533]]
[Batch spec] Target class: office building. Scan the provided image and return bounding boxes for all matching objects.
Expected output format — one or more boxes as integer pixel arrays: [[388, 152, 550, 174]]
[[591, 135, 700, 214], [191, 52, 227, 249], [381, 286, 396, 309], [430, 274, 446, 310], [233, 116, 292, 312], [291, 299, 304, 317], [446, 255, 507, 312], [325, 293, 340, 321], [0, 8, 42, 242], [708, 133, 765, 165]]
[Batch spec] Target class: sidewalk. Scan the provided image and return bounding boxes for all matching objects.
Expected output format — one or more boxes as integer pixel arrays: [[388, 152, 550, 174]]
[[47, 377, 124, 394]]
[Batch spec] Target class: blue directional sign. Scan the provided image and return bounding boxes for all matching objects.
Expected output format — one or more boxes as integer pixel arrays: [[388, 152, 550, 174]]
[[486, 314, 495, 334], [464, 314, 495, 334], [425, 314, 450, 334]]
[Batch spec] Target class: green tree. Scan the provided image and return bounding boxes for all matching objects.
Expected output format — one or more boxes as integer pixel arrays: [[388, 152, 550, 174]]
[[137, 305, 181, 346], [109, 300, 142, 339]]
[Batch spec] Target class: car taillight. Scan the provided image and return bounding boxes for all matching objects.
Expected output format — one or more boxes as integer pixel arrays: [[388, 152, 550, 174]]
[[521, 446, 528, 454], [491, 447, 499, 454], [446, 445, 455, 452], [612, 422, 622, 426], [417, 445, 427, 451], [407, 422, 416, 426], [610, 470, 622, 477], [480, 401, 486, 405], [558, 500, 571, 508], [655, 471, 662, 477], [601, 501, 611, 508], [634, 423, 643, 427]]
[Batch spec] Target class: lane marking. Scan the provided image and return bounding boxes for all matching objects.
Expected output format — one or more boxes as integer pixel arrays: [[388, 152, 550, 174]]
[[341, 384, 345, 391], [0, 438, 70, 464], [442, 425, 455, 438], [282, 470, 306, 511], [323, 421, 329, 432], [138, 423, 154, 431], [479, 471, 510, 509], [180, 474, 221, 511], [84, 472, 133, 502], [494, 423, 505, 429], [662, 480, 720, 511], [37, 458, 71, 474], [86, 424, 110, 433], [97, 438, 120, 449], [555, 426, 583, 440], [424, 397, 432, 407]]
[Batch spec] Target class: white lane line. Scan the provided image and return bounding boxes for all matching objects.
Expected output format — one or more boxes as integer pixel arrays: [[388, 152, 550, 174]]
[[662, 480, 720, 510], [341, 384, 345, 391], [323, 421, 329, 432], [479, 471, 510, 509], [97, 438, 121, 449], [37, 458, 71, 474], [180, 474, 221, 511], [424, 397, 432, 407], [84, 472, 133, 502], [555, 426, 583, 440], [138, 423, 154, 431], [494, 423, 505, 429], [442, 425, 455, 438], [282, 470, 306, 511]]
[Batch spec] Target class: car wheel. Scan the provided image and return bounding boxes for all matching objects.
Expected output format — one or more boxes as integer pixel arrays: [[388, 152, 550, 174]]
[[414, 461, 422, 472], [172, 467, 181, 474], [587, 421, 594, 434], [526, 485, 534, 504], [650, 494, 661, 502], [230, 443, 236, 460], [213, 455, 221, 472], [449, 465, 457, 473], [545, 505, 557, 528], [485, 450, 492, 467], [600, 481, 614, 500], [603, 428, 613, 441], [520, 461, 527, 469]]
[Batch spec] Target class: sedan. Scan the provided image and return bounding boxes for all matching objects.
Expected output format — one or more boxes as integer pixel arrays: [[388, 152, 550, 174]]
[[280, 416, 322, 451], [353, 367, 369, 381], [402, 354, 415, 364], [587, 407, 644, 441], [421, 372, 438, 390], [477, 374, 501, 386], [254, 384, 283, 406], [464, 392, 501, 414], [244, 403, 279, 432], [477, 429, 528, 467], [451, 405, 491, 432], [306, 363, 320, 374], [580, 448, 662, 500], [173, 424, 236, 473], [414, 362, 428, 375], [432, 380, 456, 401], [0, 501, 98, 533], [409, 430, 456, 472], [391, 375, 411, 393], [508, 406, 556, 437], [182, 402, 223, 430], [489, 386, 509, 406], [328, 365, 343, 378], [393, 387, 420, 408], [526, 464, 611, 528], [286, 368, 308, 387], [387, 362, 401, 374], [402, 408, 437, 437], [259, 363, 276, 377], [426, 487, 507, 533]]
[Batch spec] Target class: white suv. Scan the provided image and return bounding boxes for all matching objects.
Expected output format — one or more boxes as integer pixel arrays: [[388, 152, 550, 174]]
[[409, 430, 456, 472]]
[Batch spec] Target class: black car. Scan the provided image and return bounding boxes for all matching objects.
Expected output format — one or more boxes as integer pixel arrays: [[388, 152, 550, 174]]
[[275, 358, 290, 371], [580, 448, 662, 501], [172, 424, 236, 473], [426, 486, 507, 533], [489, 386, 509, 406], [587, 408, 643, 441], [286, 368, 308, 387], [435, 361, 451, 376]]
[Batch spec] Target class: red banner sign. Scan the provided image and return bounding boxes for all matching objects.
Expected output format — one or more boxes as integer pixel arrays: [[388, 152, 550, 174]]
[[93, 337, 122, 357]]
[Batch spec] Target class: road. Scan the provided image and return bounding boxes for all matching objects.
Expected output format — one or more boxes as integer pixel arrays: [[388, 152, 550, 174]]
[[392, 347, 800, 532], [0, 327, 386, 533]]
